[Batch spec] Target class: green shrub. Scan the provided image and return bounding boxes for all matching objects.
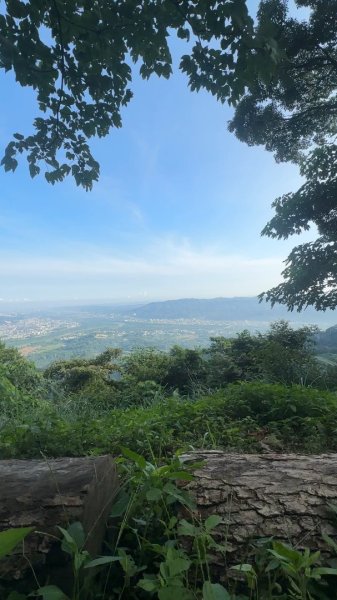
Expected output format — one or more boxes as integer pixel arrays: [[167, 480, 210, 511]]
[[2, 383, 337, 459], [223, 382, 337, 422]]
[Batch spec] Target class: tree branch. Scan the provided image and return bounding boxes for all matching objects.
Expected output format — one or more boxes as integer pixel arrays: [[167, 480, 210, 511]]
[[51, 0, 66, 144], [318, 45, 337, 71]]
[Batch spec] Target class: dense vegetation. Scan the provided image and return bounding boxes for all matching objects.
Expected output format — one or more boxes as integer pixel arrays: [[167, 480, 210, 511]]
[[2, 321, 337, 460], [3, 321, 337, 598]]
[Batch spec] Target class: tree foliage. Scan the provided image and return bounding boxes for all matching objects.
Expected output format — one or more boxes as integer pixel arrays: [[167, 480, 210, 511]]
[[121, 347, 170, 384], [41, 321, 322, 407], [43, 347, 122, 393], [0, 341, 44, 395], [1, 0, 282, 189], [2, 322, 337, 459], [229, 0, 337, 310], [207, 321, 319, 387]]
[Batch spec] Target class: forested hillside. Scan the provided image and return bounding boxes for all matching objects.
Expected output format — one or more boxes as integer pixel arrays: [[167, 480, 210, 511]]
[[2, 321, 337, 459], [127, 296, 337, 322]]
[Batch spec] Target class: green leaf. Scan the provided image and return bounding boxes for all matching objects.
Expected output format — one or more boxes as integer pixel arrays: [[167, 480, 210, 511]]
[[74, 550, 90, 572], [202, 581, 231, 600], [66, 522, 85, 549], [117, 548, 138, 576], [265, 558, 280, 572], [84, 555, 120, 569], [163, 482, 196, 509], [271, 541, 301, 563], [204, 515, 223, 531], [110, 490, 130, 518], [305, 549, 321, 567], [138, 576, 159, 592], [168, 516, 178, 530], [158, 586, 194, 600], [0, 527, 34, 559], [178, 519, 197, 537], [121, 446, 147, 469], [168, 557, 191, 577], [232, 564, 255, 574], [322, 533, 337, 553], [36, 586, 69, 600], [146, 487, 162, 501], [58, 526, 78, 556], [312, 567, 337, 577]]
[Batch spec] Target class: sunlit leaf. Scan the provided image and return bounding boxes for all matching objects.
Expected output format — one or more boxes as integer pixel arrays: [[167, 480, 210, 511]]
[[0, 527, 34, 559]]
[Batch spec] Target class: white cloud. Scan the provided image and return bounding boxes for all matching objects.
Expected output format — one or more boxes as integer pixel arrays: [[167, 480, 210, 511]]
[[0, 238, 285, 300]]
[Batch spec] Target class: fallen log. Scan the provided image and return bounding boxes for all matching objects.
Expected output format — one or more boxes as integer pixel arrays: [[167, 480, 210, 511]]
[[0, 455, 117, 588], [2, 452, 337, 590], [182, 451, 337, 569]]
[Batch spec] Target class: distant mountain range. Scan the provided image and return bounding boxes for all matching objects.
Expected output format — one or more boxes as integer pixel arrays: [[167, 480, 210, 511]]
[[126, 297, 337, 327]]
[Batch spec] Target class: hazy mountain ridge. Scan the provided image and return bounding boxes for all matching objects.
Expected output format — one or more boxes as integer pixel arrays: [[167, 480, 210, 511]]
[[126, 297, 336, 325]]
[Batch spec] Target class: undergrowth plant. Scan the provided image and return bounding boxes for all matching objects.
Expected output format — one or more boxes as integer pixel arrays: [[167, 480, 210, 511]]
[[2, 383, 337, 460]]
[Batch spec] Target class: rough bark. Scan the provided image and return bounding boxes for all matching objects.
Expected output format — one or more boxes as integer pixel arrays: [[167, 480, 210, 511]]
[[182, 451, 337, 568], [3, 452, 337, 590], [0, 455, 117, 587]]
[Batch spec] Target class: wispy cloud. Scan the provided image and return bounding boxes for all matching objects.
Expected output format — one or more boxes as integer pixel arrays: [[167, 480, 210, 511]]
[[0, 253, 282, 277], [0, 237, 285, 300]]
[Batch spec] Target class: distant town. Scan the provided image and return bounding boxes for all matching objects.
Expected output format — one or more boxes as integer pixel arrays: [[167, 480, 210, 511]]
[[0, 317, 78, 340], [1, 297, 336, 368]]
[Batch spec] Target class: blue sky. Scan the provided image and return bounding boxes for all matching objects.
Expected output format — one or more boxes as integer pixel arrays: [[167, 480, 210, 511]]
[[0, 2, 314, 303]]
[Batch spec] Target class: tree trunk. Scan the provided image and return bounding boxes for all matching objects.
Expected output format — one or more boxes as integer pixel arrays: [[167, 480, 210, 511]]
[[182, 451, 337, 569], [0, 455, 118, 589]]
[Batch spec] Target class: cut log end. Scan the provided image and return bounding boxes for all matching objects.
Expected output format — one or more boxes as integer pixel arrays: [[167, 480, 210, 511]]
[[0, 455, 118, 586]]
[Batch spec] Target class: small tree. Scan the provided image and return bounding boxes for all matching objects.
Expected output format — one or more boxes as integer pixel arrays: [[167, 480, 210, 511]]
[[164, 345, 206, 396], [205, 336, 241, 388], [209, 323, 320, 387], [255, 321, 319, 386], [121, 347, 170, 385], [44, 347, 122, 393], [0, 341, 44, 396]]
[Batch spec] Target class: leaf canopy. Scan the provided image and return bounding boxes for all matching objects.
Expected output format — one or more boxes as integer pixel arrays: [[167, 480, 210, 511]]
[[1, 0, 280, 189], [229, 0, 337, 310]]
